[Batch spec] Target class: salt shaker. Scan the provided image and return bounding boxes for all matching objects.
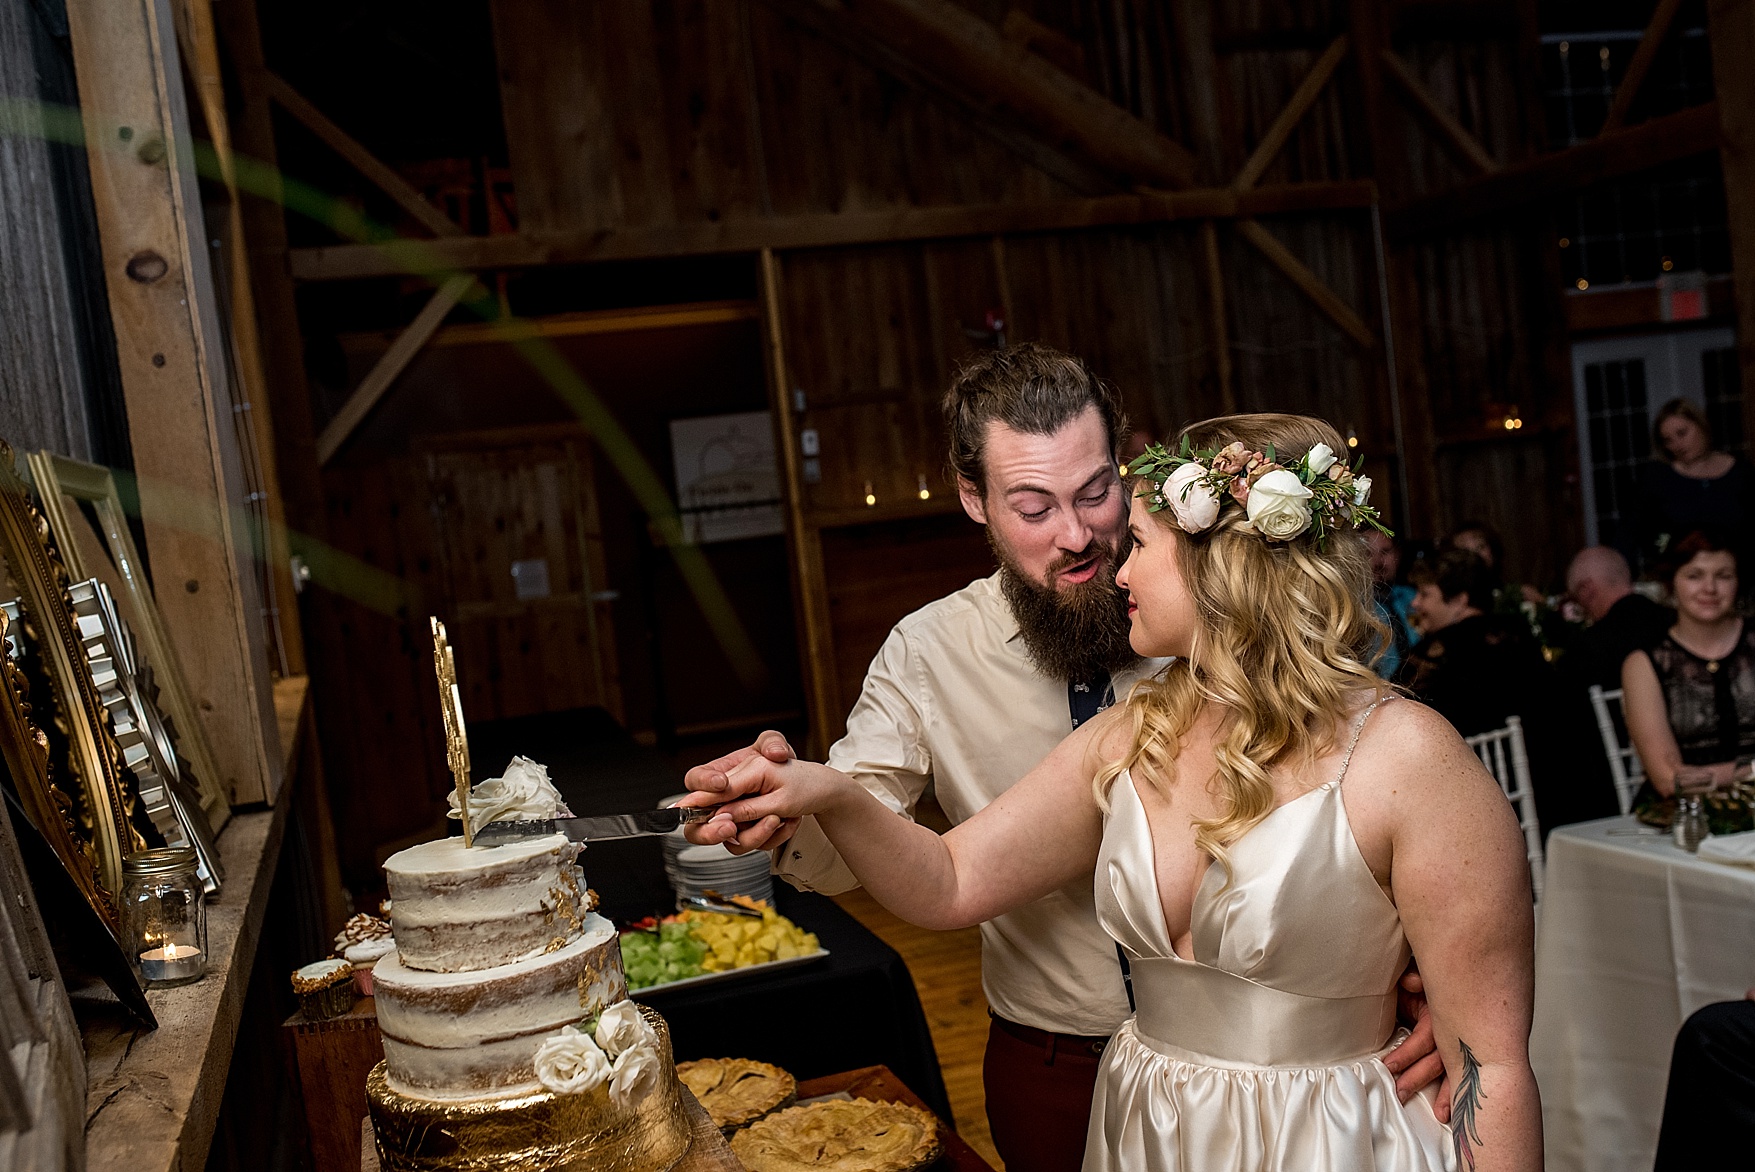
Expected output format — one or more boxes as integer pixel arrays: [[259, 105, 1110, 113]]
[[1673, 792, 1709, 853]]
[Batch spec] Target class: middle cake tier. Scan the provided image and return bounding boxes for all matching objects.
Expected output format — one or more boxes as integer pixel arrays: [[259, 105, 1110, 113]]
[[374, 913, 627, 1099]]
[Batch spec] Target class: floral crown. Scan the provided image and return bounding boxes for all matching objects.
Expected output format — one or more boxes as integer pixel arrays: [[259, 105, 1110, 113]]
[[1125, 436, 1390, 545]]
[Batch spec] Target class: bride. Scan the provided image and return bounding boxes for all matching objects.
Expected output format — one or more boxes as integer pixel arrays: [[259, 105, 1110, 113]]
[[684, 414, 1540, 1171]]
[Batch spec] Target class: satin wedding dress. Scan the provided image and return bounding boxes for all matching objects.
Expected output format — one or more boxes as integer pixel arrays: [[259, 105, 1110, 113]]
[[1085, 700, 1456, 1171]]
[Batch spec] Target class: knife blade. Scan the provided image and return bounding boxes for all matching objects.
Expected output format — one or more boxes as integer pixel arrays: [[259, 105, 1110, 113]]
[[473, 805, 717, 846]]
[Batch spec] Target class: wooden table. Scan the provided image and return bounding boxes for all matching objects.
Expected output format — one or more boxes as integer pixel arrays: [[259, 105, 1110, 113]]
[[81, 676, 312, 1172], [285, 996, 385, 1172], [796, 1066, 999, 1172]]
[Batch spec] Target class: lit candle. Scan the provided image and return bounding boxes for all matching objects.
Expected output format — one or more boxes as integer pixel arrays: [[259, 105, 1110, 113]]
[[140, 939, 205, 983]]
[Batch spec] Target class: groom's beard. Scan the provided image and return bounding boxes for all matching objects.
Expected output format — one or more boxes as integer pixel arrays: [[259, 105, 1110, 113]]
[[992, 530, 1140, 683]]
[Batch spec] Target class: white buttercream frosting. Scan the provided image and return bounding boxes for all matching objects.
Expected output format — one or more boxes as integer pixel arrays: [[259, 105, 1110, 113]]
[[534, 1028, 611, 1095], [449, 756, 572, 826]]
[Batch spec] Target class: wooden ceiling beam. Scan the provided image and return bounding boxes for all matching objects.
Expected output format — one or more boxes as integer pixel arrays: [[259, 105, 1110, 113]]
[[1379, 50, 1498, 175], [1235, 220, 1376, 348], [1386, 101, 1721, 241], [262, 71, 465, 238], [757, 0, 1198, 190], [314, 273, 477, 464], [1601, 0, 1687, 134], [1233, 35, 1351, 190], [286, 180, 1378, 281]]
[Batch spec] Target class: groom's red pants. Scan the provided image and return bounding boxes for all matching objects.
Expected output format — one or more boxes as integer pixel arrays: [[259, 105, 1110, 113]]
[[984, 1014, 1108, 1172]]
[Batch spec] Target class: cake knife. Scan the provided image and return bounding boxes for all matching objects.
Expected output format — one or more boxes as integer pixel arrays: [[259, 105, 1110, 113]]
[[472, 805, 719, 846]]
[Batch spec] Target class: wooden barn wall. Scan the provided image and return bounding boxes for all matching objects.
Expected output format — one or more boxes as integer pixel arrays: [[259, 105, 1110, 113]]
[[265, 0, 1620, 870]]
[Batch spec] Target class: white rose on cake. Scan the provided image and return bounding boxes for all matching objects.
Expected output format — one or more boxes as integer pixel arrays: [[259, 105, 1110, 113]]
[[452, 755, 573, 826], [593, 1000, 657, 1058], [533, 1027, 611, 1095], [1245, 470, 1315, 541], [608, 1042, 661, 1109], [1163, 463, 1221, 533]]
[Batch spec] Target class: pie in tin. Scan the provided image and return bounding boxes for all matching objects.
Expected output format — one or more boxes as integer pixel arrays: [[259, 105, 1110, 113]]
[[675, 1057, 796, 1131], [730, 1098, 941, 1172]]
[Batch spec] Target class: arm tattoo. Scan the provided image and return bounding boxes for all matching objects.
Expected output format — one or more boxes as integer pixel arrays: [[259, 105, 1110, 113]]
[[1451, 1039, 1486, 1172]]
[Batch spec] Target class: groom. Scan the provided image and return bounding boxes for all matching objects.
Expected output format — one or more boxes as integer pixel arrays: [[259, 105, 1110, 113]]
[[687, 344, 1442, 1169]]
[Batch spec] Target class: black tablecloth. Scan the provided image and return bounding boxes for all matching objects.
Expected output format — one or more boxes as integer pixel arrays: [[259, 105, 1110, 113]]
[[467, 708, 952, 1119]]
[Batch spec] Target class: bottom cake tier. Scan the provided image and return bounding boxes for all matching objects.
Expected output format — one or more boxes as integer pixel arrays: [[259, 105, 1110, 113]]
[[367, 1006, 693, 1172]]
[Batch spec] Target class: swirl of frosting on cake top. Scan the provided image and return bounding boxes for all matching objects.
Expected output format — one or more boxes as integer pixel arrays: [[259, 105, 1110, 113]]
[[449, 755, 574, 827]]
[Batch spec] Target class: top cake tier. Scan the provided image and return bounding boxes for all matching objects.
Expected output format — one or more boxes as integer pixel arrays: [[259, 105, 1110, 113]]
[[385, 834, 588, 972]]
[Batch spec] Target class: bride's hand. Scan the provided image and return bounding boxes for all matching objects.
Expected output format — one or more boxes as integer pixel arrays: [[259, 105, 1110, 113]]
[[676, 756, 853, 850], [680, 731, 799, 854]]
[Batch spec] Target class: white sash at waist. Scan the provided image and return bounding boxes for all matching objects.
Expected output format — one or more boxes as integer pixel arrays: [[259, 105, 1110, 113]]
[[1130, 958, 1398, 1069]]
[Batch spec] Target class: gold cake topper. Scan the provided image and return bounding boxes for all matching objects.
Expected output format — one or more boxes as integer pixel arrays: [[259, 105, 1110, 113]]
[[430, 617, 473, 846]]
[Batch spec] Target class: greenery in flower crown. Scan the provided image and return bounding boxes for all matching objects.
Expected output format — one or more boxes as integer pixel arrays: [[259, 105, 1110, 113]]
[[1125, 434, 1391, 547]]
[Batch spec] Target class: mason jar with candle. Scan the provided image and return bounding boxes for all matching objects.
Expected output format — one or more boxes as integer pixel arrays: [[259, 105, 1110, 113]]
[[122, 847, 207, 986]]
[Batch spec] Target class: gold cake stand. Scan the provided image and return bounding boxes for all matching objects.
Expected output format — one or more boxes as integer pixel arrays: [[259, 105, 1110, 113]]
[[367, 1009, 726, 1172]]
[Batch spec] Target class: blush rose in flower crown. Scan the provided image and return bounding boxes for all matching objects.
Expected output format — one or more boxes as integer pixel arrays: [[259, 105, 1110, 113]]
[[1126, 436, 1389, 547]]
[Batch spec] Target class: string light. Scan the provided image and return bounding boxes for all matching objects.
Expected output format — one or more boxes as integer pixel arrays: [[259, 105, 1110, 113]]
[[1502, 406, 1524, 431], [864, 481, 877, 507], [1576, 278, 1590, 290], [1346, 427, 1359, 449], [917, 474, 931, 501], [1662, 257, 1674, 272]]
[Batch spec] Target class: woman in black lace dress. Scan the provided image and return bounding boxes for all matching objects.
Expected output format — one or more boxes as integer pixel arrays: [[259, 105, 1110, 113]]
[[1622, 531, 1755, 802]]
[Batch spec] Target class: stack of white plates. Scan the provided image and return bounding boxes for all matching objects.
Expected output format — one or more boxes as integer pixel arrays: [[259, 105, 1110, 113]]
[[658, 795, 774, 907]]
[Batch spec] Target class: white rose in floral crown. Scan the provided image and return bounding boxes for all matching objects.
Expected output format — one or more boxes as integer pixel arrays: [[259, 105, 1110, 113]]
[[1353, 476, 1373, 507], [592, 1000, 656, 1058], [608, 1041, 662, 1109], [1162, 463, 1221, 533], [1245, 469, 1315, 540], [1305, 443, 1337, 476], [533, 1027, 611, 1095]]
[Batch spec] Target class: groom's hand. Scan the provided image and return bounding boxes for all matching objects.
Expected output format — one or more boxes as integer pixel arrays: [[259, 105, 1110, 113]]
[[1385, 966, 1452, 1122], [681, 731, 799, 854]]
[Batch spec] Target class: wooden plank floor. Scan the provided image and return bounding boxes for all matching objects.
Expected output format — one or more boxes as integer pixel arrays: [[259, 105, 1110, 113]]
[[831, 886, 1001, 1169]]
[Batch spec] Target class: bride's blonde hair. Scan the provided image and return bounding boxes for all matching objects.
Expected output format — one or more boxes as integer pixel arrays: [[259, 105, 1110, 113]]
[[1095, 413, 1390, 873]]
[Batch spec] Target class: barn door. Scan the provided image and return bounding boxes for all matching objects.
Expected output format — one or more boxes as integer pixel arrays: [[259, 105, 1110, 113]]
[[420, 427, 622, 723]]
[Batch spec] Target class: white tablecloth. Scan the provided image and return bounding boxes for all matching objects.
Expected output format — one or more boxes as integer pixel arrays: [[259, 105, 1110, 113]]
[[1530, 816, 1755, 1172]]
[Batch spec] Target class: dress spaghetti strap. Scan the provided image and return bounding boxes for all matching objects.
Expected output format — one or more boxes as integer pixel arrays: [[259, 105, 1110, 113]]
[[1332, 694, 1396, 790]]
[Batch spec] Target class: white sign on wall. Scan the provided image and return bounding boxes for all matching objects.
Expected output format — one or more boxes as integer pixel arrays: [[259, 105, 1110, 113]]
[[668, 411, 784, 544]]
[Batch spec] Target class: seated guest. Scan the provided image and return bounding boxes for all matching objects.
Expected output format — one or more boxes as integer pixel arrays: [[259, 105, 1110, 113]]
[[1623, 530, 1755, 797], [1653, 989, 1755, 1171], [1564, 545, 1673, 692], [1636, 399, 1755, 573], [1398, 550, 1545, 735], [1441, 521, 1504, 582], [1365, 529, 1416, 678], [1400, 550, 1592, 834]]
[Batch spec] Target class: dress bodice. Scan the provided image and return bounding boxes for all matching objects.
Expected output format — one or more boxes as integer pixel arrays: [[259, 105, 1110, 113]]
[[1081, 701, 1456, 1170], [1095, 704, 1411, 1067]]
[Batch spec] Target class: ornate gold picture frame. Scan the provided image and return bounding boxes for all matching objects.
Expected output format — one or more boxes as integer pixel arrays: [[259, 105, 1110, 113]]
[[0, 442, 141, 907], [26, 451, 230, 832]]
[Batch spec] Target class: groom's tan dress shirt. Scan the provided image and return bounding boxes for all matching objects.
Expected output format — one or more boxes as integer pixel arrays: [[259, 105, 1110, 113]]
[[773, 571, 1168, 1038]]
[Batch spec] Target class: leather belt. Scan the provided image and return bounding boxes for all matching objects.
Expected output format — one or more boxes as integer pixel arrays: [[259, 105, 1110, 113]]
[[989, 1011, 1113, 1058]]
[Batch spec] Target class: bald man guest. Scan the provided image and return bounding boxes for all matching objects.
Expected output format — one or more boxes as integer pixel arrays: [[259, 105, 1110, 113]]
[[1565, 546, 1674, 692]]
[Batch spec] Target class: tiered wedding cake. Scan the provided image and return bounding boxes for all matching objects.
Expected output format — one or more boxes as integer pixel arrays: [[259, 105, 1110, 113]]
[[366, 759, 693, 1172]]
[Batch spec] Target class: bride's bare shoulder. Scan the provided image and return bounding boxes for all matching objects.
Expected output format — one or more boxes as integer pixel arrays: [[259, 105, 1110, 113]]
[[1349, 695, 1500, 805]]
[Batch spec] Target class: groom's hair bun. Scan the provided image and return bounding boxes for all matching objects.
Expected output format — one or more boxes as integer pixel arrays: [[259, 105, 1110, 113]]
[[944, 343, 1128, 495]]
